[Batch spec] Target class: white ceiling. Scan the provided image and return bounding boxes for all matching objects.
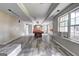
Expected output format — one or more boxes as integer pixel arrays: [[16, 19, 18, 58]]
[[0, 3, 71, 24], [24, 3, 51, 19]]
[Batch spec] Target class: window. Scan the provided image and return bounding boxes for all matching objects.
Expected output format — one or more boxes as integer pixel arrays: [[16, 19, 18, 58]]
[[70, 9, 79, 40], [58, 7, 79, 42], [58, 14, 68, 32], [70, 26, 75, 37], [76, 17, 79, 24]]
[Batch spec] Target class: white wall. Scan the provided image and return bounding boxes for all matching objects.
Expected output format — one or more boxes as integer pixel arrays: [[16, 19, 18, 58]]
[[0, 11, 25, 45], [48, 22, 53, 35]]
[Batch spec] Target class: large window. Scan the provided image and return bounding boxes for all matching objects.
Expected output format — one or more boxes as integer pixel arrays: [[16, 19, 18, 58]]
[[58, 7, 79, 42], [58, 14, 68, 32], [70, 9, 79, 40]]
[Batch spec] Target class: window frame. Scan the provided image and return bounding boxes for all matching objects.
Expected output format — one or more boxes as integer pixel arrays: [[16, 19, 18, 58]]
[[70, 8, 79, 40], [57, 6, 79, 43], [58, 14, 68, 32]]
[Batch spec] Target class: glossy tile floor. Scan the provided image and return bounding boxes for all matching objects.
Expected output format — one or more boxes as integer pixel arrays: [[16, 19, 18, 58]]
[[18, 35, 63, 56]]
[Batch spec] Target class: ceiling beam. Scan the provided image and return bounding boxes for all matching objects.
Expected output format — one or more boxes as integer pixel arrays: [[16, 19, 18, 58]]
[[17, 3, 34, 23], [42, 3, 59, 24]]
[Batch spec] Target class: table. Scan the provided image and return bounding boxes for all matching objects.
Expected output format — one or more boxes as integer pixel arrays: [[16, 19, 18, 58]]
[[33, 30, 43, 38]]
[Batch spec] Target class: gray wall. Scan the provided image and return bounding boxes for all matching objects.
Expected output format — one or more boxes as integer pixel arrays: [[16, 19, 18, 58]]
[[52, 3, 79, 55]]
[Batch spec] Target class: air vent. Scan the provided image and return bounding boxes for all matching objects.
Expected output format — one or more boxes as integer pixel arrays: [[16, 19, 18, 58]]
[[57, 10, 60, 12], [8, 9, 20, 17], [8, 9, 12, 11]]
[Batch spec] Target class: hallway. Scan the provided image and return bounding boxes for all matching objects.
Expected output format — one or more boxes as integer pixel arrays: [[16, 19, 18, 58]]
[[0, 3, 79, 56]]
